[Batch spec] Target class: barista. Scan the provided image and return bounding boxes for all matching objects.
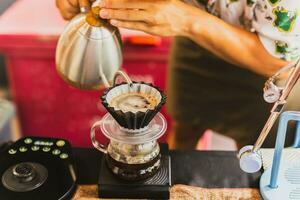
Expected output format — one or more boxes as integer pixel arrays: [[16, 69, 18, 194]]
[[56, 0, 300, 149]]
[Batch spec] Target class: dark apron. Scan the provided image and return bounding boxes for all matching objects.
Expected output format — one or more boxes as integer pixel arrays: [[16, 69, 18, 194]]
[[167, 37, 297, 149]]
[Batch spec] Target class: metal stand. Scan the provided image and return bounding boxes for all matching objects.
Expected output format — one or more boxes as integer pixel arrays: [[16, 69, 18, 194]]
[[238, 59, 300, 173], [252, 59, 300, 153]]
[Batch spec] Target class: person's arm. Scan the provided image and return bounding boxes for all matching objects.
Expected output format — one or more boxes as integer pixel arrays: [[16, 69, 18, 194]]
[[98, 0, 293, 77], [185, 9, 289, 77]]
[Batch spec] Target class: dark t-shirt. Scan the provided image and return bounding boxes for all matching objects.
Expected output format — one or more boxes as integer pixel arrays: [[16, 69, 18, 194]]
[[166, 37, 298, 147]]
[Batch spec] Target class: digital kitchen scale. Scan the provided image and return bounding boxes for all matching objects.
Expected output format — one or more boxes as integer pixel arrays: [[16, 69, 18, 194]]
[[98, 144, 171, 199]]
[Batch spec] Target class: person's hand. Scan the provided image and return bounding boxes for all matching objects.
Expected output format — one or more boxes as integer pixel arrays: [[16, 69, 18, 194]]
[[98, 0, 196, 37], [56, 0, 94, 20], [56, 0, 80, 20]]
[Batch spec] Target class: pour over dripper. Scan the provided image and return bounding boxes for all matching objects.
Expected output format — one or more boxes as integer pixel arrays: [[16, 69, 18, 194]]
[[101, 83, 166, 130], [100, 72, 166, 130], [56, 1, 122, 90]]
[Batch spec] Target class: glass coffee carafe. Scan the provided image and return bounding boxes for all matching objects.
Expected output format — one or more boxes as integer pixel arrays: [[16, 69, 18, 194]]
[[91, 112, 167, 181]]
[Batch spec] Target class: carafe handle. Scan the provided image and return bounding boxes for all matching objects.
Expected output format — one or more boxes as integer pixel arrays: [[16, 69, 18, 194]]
[[90, 120, 108, 154]]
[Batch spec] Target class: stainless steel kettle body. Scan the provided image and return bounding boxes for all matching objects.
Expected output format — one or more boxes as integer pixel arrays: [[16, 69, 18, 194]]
[[56, 11, 123, 90]]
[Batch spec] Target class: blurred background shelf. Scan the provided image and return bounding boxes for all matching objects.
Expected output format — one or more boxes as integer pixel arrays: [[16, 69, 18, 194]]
[[0, 99, 21, 144]]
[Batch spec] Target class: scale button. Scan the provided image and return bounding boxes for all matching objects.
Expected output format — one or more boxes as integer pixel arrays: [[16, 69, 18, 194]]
[[8, 149, 17, 154], [56, 140, 65, 147], [31, 146, 40, 151], [19, 146, 28, 152], [42, 147, 51, 152], [24, 138, 33, 144], [60, 153, 68, 159], [52, 149, 61, 155]]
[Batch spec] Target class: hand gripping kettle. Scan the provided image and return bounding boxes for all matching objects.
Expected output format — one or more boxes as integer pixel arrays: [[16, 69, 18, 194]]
[[56, 0, 122, 90]]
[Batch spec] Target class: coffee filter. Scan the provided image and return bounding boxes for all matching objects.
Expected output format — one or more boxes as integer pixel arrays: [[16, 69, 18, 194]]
[[101, 82, 166, 130]]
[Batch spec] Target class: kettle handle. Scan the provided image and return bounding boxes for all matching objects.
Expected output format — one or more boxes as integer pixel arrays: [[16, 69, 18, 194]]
[[90, 120, 108, 154]]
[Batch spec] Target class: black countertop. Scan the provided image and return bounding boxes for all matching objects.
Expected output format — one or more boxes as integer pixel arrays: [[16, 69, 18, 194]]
[[74, 148, 261, 188]]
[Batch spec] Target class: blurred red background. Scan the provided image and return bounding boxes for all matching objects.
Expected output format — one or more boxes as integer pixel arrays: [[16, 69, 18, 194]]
[[0, 0, 172, 147]]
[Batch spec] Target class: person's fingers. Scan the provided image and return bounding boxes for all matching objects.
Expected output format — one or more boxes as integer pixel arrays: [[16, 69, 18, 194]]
[[110, 19, 150, 32], [56, 0, 80, 20], [62, 4, 78, 19], [99, 0, 152, 9], [62, 0, 80, 12], [63, 11, 78, 20], [78, 0, 91, 12], [62, 8, 79, 20], [100, 9, 153, 23], [67, 0, 79, 8], [68, 0, 96, 8], [56, 0, 102, 20]]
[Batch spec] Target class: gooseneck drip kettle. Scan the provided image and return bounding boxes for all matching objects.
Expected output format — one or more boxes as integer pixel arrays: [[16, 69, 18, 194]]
[[56, 0, 123, 90]]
